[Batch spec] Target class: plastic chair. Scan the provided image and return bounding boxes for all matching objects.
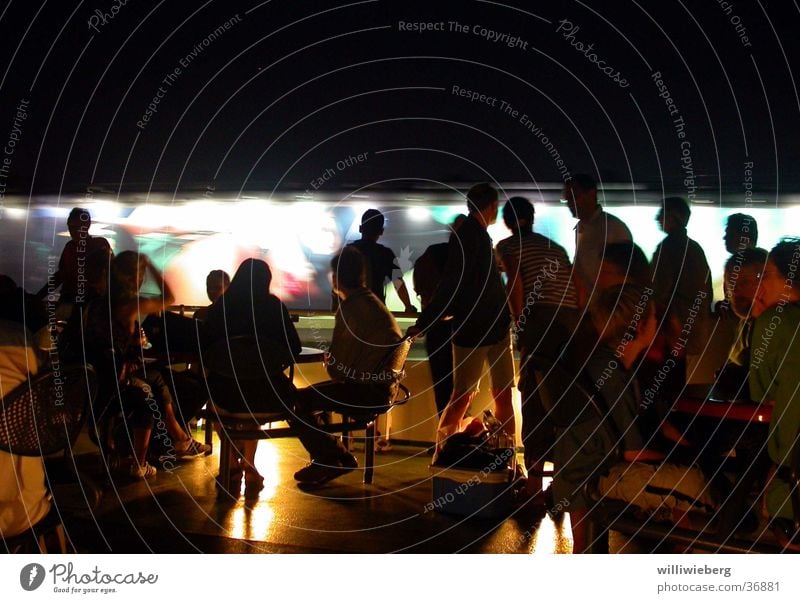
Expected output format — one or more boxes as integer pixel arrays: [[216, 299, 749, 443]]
[[0, 364, 97, 553]]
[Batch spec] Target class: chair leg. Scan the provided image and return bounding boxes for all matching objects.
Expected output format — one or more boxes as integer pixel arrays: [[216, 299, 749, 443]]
[[364, 420, 375, 484], [219, 427, 232, 488], [55, 524, 68, 553], [586, 517, 610, 554], [204, 407, 213, 454]]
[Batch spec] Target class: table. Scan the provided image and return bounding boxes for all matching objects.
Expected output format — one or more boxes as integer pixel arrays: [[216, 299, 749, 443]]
[[289, 346, 326, 380]]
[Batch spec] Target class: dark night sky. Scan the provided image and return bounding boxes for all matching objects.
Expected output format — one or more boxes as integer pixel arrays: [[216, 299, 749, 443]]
[[0, 0, 797, 195]]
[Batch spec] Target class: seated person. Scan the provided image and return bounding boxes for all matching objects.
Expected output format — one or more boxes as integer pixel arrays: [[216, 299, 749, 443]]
[[749, 239, 800, 546], [552, 283, 715, 553], [193, 269, 230, 322], [80, 252, 209, 479], [0, 320, 50, 538], [203, 259, 300, 493], [292, 246, 403, 485]]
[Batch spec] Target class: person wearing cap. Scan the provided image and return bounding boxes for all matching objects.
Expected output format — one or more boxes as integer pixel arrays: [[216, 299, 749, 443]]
[[347, 209, 416, 313], [409, 183, 515, 458]]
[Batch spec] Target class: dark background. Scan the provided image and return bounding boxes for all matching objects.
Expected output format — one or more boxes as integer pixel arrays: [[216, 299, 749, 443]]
[[0, 0, 797, 195]]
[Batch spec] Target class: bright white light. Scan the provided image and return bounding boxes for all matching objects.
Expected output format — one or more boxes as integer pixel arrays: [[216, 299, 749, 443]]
[[4, 208, 27, 219], [407, 207, 429, 222]]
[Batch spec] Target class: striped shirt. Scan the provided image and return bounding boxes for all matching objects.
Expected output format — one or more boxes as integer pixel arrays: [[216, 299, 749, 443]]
[[497, 232, 578, 310]]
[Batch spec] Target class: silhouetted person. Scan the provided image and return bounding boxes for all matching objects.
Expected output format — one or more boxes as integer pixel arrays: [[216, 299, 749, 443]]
[[293, 247, 401, 485], [348, 209, 416, 312], [412, 214, 465, 417], [650, 197, 712, 383], [193, 269, 230, 321], [38, 208, 112, 316], [496, 196, 578, 497], [410, 183, 514, 457], [724, 212, 758, 255], [720, 213, 760, 316], [563, 174, 631, 307]]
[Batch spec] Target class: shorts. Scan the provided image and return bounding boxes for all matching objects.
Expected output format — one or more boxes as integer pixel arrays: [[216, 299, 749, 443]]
[[452, 332, 515, 396]]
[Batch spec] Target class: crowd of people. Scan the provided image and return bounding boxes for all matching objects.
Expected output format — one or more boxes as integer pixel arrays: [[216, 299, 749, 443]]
[[1, 183, 798, 553]]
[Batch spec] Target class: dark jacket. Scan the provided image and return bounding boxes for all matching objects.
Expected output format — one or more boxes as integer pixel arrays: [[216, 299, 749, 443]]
[[416, 214, 510, 347]]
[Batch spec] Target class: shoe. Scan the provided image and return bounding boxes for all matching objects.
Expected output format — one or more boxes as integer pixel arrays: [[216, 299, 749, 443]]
[[176, 438, 211, 459], [294, 458, 357, 485], [339, 453, 358, 469], [129, 461, 157, 479]]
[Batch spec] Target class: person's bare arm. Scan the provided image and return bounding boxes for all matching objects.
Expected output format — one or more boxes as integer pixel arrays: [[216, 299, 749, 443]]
[[136, 258, 175, 316], [501, 251, 524, 322], [393, 277, 417, 313]]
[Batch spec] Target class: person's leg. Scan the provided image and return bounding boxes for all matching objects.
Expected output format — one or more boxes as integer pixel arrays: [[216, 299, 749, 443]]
[[163, 368, 207, 429], [291, 382, 362, 483], [138, 370, 191, 445], [424, 321, 454, 417], [519, 365, 553, 497], [241, 440, 264, 491], [292, 383, 354, 462], [569, 508, 590, 553], [141, 369, 212, 456], [487, 334, 516, 437], [435, 343, 484, 451]]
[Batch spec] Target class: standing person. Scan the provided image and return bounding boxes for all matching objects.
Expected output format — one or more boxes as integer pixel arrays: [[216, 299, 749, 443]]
[[496, 196, 578, 498], [649, 197, 713, 382], [412, 215, 466, 417], [38, 208, 112, 317], [409, 183, 515, 458], [563, 174, 632, 306], [720, 213, 760, 316], [348, 209, 416, 313]]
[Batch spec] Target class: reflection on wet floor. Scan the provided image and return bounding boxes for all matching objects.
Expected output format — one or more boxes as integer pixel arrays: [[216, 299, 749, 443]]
[[61, 435, 574, 554]]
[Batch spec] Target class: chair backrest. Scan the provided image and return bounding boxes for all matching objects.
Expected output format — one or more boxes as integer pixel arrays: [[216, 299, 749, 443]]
[[203, 336, 292, 381], [0, 365, 97, 456], [372, 335, 413, 384]]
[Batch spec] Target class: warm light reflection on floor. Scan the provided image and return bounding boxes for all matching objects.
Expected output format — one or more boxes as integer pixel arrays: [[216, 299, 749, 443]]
[[224, 441, 281, 541], [528, 463, 574, 555]]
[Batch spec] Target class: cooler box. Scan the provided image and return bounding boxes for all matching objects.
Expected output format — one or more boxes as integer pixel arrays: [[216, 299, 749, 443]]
[[429, 466, 514, 519]]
